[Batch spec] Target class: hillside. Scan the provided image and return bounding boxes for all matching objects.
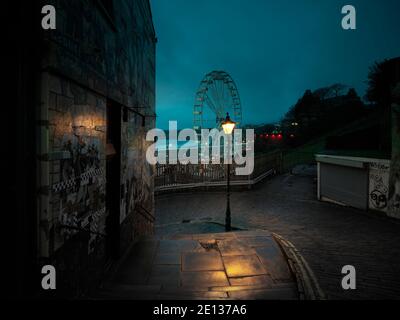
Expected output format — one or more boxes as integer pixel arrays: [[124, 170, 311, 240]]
[[282, 111, 390, 171]]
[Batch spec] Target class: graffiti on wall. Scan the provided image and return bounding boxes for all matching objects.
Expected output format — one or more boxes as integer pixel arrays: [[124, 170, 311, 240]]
[[120, 111, 154, 228], [48, 79, 107, 254], [369, 161, 390, 212], [56, 133, 106, 253]]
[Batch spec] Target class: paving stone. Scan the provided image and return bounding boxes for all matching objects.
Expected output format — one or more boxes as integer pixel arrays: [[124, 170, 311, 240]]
[[158, 239, 198, 253], [256, 246, 292, 281], [212, 232, 238, 239], [192, 234, 219, 240], [241, 236, 276, 248], [210, 285, 272, 292], [181, 271, 229, 287], [190, 244, 209, 253], [190, 291, 229, 299], [270, 282, 298, 290], [158, 289, 229, 300], [223, 255, 268, 277], [228, 287, 298, 300], [167, 234, 194, 240], [182, 252, 224, 271], [95, 291, 158, 300], [235, 230, 272, 238], [113, 240, 159, 285], [123, 239, 159, 263], [154, 252, 181, 265], [159, 286, 210, 295], [218, 238, 256, 256], [229, 275, 274, 287], [103, 283, 162, 294], [147, 265, 181, 287], [98, 284, 162, 300]]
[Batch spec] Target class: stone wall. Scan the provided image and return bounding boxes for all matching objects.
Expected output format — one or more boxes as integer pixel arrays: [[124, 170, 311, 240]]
[[36, 0, 156, 295], [388, 83, 400, 218]]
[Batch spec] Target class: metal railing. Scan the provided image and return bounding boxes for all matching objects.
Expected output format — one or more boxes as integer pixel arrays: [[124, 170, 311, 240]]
[[155, 151, 283, 192]]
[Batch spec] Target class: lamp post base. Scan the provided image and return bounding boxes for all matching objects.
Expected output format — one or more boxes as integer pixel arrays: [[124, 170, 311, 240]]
[[225, 206, 231, 232]]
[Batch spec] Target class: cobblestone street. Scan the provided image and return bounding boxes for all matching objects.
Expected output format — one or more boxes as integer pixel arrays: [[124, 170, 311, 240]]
[[155, 165, 400, 299]]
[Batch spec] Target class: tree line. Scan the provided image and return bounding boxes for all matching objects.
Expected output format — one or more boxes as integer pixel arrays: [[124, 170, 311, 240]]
[[254, 57, 400, 153]]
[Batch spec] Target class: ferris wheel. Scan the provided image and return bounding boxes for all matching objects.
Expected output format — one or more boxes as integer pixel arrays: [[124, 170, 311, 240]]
[[193, 71, 242, 131]]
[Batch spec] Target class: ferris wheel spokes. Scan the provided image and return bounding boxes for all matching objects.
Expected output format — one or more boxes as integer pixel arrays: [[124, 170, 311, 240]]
[[193, 71, 242, 131]]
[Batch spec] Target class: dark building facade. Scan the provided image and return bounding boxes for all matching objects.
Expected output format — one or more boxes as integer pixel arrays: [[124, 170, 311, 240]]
[[8, 0, 156, 297]]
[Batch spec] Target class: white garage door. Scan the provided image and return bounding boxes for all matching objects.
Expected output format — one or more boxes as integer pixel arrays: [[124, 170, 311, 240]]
[[320, 163, 368, 210]]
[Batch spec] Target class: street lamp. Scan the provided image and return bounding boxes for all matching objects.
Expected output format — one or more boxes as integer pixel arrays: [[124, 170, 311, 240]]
[[221, 113, 236, 231]]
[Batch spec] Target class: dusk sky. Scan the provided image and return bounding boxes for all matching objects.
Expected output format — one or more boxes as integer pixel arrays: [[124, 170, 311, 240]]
[[151, 0, 400, 129]]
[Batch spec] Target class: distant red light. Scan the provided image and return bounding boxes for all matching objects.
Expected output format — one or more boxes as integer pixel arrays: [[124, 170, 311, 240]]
[[271, 134, 276, 139], [277, 134, 282, 139]]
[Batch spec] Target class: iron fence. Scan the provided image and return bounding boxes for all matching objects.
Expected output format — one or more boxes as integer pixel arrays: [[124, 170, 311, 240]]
[[155, 151, 283, 192]]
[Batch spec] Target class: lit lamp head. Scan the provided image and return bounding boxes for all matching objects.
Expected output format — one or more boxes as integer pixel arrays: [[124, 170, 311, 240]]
[[221, 113, 236, 135]]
